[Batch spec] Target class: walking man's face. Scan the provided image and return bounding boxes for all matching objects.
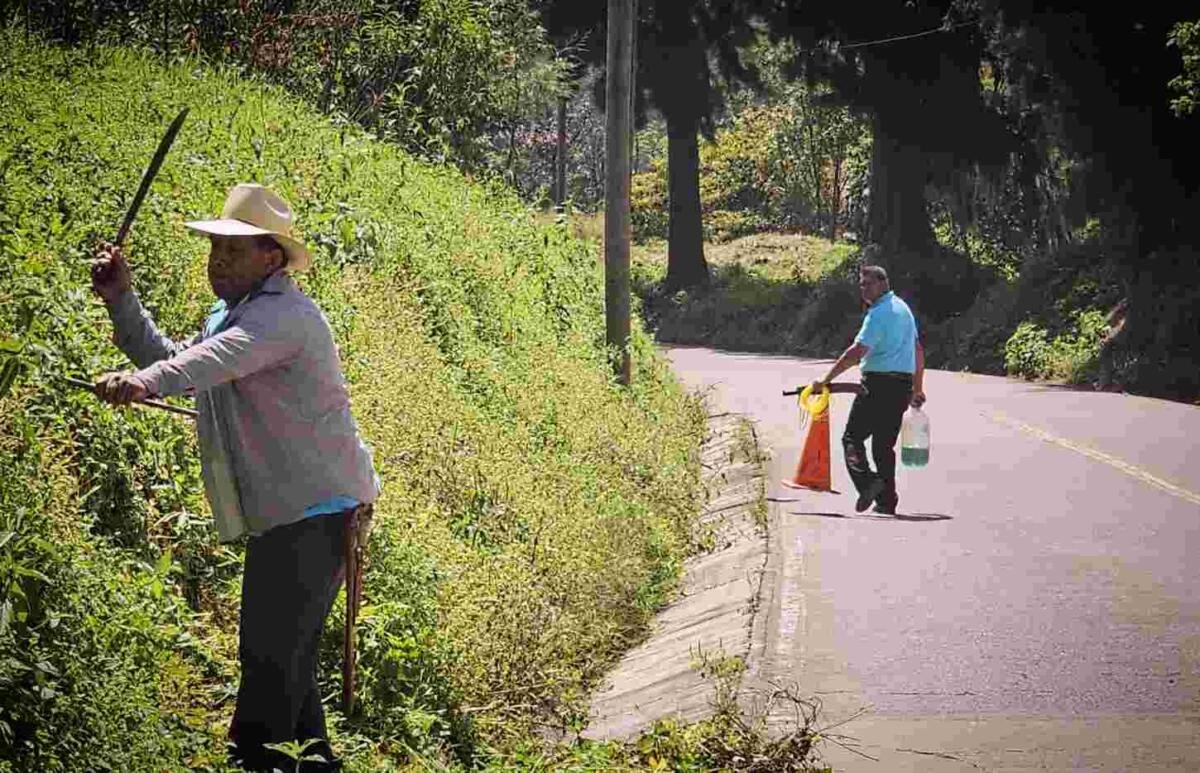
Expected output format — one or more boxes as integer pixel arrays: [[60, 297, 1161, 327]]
[[859, 272, 887, 305]]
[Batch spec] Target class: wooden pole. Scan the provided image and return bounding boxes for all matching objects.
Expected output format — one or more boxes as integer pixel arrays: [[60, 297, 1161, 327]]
[[555, 96, 568, 211], [604, 0, 633, 385]]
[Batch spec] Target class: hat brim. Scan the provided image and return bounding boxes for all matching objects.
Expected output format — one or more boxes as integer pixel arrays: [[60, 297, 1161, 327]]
[[185, 218, 311, 272]]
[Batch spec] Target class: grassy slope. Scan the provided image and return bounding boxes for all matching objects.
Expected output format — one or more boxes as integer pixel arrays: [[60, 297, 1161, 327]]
[[0, 35, 705, 770], [629, 230, 863, 357]]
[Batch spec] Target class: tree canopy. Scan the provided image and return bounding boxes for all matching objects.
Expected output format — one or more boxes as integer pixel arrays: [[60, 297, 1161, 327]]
[[761, 1, 1199, 317]]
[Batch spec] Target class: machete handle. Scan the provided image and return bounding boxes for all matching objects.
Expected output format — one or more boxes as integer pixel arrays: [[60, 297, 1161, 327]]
[[783, 383, 866, 396], [63, 376, 198, 418]]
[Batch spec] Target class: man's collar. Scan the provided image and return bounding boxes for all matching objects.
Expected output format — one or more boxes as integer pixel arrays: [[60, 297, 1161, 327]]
[[870, 290, 894, 308], [257, 269, 291, 295], [217, 270, 291, 311], [241, 270, 291, 303]]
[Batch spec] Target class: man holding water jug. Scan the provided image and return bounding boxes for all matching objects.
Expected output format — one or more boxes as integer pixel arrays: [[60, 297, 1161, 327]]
[[811, 265, 926, 515]]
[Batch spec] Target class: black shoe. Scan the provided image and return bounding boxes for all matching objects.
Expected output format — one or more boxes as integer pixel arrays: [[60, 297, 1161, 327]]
[[855, 478, 885, 512], [873, 497, 897, 515]]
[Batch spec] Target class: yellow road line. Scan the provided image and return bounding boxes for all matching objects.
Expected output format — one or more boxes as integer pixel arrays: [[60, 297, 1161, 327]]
[[989, 411, 1200, 508]]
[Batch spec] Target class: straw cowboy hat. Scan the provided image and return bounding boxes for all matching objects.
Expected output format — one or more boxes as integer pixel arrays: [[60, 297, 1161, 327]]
[[185, 183, 311, 271]]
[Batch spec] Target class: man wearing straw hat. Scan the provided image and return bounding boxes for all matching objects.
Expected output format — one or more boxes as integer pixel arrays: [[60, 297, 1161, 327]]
[[91, 183, 379, 771]]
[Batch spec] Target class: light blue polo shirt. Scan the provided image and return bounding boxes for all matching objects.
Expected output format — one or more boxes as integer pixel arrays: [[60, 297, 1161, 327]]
[[854, 291, 917, 373]]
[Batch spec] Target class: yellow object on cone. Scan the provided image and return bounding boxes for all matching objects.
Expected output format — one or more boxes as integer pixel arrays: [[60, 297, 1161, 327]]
[[782, 385, 832, 492]]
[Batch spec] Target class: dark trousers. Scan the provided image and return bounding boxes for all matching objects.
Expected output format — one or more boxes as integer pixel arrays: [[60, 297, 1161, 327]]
[[842, 373, 913, 506], [229, 512, 346, 772]]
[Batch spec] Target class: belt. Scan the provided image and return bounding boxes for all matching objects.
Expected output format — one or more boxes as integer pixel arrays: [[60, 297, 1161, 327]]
[[863, 371, 913, 379]]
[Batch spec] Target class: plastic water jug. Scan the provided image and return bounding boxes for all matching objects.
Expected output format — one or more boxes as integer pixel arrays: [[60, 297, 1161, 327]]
[[900, 407, 930, 468]]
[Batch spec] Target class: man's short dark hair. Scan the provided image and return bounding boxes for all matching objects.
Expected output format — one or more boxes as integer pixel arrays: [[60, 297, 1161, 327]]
[[860, 265, 889, 285]]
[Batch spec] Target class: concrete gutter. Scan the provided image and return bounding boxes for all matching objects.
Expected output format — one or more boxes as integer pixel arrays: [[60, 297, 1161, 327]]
[[584, 412, 769, 740]]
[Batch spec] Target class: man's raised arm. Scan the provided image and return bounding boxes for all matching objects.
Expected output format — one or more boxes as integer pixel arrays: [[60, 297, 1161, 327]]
[[92, 242, 195, 368]]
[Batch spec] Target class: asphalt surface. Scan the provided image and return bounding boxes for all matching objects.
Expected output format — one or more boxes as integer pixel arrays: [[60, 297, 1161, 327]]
[[665, 345, 1200, 771]]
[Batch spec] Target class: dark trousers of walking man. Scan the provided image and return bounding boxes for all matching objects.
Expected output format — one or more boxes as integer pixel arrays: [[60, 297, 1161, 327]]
[[842, 372, 913, 512]]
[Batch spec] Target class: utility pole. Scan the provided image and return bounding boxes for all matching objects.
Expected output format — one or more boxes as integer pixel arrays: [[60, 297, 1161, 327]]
[[554, 96, 568, 211], [604, 0, 633, 385]]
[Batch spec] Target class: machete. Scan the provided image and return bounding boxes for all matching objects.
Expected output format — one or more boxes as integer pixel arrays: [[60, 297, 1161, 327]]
[[114, 107, 189, 246]]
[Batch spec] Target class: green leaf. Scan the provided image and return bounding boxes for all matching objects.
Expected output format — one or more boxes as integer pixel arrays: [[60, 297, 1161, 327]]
[[12, 565, 49, 583], [155, 548, 173, 577], [0, 360, 21, 398]]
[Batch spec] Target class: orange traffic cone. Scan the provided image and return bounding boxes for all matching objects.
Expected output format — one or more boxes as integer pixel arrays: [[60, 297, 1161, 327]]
[[782, 404, 832, 492]]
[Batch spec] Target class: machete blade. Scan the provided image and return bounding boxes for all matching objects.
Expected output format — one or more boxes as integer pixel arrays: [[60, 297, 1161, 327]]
[[114, 107, 189, 246]]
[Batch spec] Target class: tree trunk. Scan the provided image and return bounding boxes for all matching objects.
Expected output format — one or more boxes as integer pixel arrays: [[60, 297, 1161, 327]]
[[866, 113, 935, 259], [807, 120, 823, 230], [830, 157, 842, 243], [507, 122, 518, 190], [665, 113, 709, 289], [866, 111, 979, 319]]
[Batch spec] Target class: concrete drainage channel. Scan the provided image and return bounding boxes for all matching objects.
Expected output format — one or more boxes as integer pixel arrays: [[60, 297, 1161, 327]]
[[584, 412, 770, 740]]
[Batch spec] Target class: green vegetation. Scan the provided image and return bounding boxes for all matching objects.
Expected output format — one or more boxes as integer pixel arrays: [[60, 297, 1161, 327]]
[[1169, 19, 1200, 117], [0, 34, 709, 769], [612, 6, 1200, 402], [9, 0, 568, 176], [631, 83, 868, 245], [1003, 312, 1109, 383], [622, 83, 1198, 401], [626, 217, 1159, 397], [631, 233, 863, 357], [498, 650, 829, 772]]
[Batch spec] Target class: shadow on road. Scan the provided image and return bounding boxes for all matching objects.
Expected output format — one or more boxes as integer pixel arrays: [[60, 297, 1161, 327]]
[[769, 491, 845, 500], [1017, 382, 1120, 396], [785, 510, 953, 522]]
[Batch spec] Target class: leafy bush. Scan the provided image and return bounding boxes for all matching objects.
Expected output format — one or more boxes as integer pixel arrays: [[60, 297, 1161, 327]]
[[631, 163, 671, 240], [0, 408, 228, 771], [1168, 20, 1200, 118], [1003, 310, 1108, 382], [0, 32, 705, 768], [1003, 321, 1051, 378]]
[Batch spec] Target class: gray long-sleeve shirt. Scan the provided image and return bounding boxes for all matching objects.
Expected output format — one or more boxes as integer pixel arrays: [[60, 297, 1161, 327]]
[[106, 271, 379, 542]]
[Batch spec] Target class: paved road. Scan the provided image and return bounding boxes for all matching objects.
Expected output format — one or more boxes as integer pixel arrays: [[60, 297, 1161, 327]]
[[665, 346, 1200, 772]]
